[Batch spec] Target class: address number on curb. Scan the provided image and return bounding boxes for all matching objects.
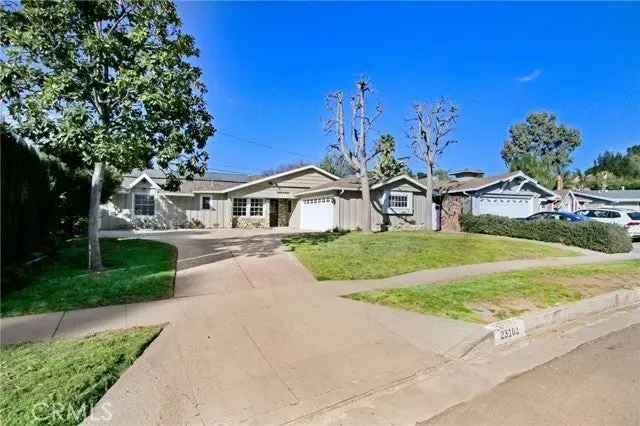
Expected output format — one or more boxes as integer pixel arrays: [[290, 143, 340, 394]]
[[487, 319, 526, 346]]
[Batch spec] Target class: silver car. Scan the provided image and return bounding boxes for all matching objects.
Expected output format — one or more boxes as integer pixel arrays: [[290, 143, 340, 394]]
[[575, 208, 640, 239]]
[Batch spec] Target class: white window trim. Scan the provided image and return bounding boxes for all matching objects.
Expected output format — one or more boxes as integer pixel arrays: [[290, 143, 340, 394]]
[[232, 198, 266, 217], [132, 191, 156, 217], [382, 191, 413, 215], [249, 198, 264, 217]]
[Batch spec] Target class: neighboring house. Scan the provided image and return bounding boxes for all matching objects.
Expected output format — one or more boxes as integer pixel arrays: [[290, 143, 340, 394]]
[[555, 189, 640, 212], [428, 169, 558, 231], [100, 165, 433, 231]]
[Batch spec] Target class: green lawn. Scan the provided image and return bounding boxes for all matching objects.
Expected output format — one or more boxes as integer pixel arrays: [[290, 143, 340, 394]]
[[284, 231, 578, 280], [1, 239, 176, 317], [0, 327, 160, 426], [348, 260, 640, 323]]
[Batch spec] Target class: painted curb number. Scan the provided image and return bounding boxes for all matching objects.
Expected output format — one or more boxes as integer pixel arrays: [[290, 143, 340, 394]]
[[487, 319, 527, 345]]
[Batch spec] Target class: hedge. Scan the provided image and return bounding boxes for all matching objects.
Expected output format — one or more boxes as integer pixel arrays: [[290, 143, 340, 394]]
[[1, 129, 64, 268], [460, 214, 632, 254]]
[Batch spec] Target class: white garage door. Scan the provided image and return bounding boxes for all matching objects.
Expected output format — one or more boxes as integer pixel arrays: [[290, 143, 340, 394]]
[[474, 196, 533, 218], [301, 197, 334, 231]]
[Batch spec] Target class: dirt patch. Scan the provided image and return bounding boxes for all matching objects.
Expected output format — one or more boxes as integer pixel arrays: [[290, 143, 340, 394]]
[[558, 273, 639, 297], [469, 298, 540, 324]]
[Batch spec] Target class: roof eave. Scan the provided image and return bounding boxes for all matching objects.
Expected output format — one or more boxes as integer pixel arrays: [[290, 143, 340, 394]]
[[370, 174, 428, 191], [295, 187, 359, 197], [221, 165, 340, 194]]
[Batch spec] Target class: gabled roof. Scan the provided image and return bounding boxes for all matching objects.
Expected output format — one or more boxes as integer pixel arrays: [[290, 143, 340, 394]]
[[428, 171, 557, 198], [123, 169, 251, 183], [295, 174, 427, 197], [127, 173, 161, 190], [121, 165, 338, 194], [370, 174, 427, 191], [292, 176, 361, 197], [222, 165, 339, 194], [573, 189, 640, 202]]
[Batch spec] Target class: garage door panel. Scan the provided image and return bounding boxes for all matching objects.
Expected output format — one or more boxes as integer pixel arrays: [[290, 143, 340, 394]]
[[301, 197, 334, 231], [475, 196, 533, 218]]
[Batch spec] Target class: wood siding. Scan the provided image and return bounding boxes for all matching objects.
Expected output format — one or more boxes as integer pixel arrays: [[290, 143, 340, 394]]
[[229, 170, 334, 199], [333, 189, 429, 231]]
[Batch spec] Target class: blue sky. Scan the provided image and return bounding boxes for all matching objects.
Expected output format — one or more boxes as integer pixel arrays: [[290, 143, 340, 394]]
[[177, 2, 640, 176]]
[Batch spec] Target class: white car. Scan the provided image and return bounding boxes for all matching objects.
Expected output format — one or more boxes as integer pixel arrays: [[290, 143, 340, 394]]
[[575, 208, 640, 239]]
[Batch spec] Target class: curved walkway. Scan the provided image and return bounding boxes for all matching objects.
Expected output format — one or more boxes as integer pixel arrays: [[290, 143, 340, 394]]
[[1, 230, 638, 426]]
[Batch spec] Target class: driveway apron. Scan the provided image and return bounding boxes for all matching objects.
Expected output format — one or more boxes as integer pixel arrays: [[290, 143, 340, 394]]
[[83, 230, 477, 425]]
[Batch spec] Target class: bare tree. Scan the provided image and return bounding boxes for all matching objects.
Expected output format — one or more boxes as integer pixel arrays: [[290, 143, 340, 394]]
[[326, 79, 382, 232], [409, 98, 459, 230]]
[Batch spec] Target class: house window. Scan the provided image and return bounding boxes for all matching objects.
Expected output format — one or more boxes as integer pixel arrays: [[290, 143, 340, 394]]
[[134, 193, 155, 216], [233, 198, 247, 216], [249, 199, 263, 216], [384, 191, 413, 214], [389, 194, 408, 209], [202, 196, 211, 210]]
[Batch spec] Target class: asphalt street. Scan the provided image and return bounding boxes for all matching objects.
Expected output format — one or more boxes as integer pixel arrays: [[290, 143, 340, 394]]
[[422, 324, 640, 426]]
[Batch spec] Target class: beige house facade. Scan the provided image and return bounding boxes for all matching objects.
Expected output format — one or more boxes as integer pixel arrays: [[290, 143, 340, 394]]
[[100, 165, 433, 231]]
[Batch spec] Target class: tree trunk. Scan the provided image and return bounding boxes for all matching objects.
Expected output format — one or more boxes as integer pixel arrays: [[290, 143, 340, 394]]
[[360, 171, 372, 232], [88, 162, 104, 271], [425, 161, 434, 231]]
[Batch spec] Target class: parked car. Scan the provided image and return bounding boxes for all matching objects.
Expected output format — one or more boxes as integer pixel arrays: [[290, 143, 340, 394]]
[[523, 211, 591, 222], [575, 208, 640, 239]]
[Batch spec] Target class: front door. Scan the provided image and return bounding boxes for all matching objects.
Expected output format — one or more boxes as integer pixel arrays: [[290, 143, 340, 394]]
[[269, 199, 279, 227]]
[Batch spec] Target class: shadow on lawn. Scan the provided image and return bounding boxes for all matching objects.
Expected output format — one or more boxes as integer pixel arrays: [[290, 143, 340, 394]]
[[149, 231, 320, 270], [282, 231, 349, 249]]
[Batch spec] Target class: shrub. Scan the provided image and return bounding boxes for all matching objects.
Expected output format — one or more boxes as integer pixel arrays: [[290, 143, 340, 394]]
[[460, 214, 632, 254]]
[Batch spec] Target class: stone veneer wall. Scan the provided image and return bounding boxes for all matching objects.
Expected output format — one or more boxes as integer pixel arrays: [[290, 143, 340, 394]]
[[277, 200, 291, 227], [232, 216, 269, 229]]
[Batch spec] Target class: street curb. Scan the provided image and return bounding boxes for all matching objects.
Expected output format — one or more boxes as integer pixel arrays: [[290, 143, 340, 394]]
[[453, 288, 640, 358], [518, 288, 640, 332]]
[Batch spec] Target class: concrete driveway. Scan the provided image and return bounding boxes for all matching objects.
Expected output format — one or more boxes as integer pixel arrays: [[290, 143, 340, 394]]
[[83, 229, 483, 425], [123, 229, 318, 297]]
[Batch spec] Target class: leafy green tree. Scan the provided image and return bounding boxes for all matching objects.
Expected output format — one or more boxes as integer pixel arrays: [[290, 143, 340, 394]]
[[627, 145, 640, 157], [318, 151, 353, 177], [506, 153, 557, 189], [586, 146, 640, 179], [372, 134, 408, 180], [1, 0, 214, 271], [501, 112, 581, 188]]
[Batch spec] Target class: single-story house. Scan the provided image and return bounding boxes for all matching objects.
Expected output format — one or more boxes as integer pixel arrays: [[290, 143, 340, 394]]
[[555, 189, 640, 212], [100, 165, 434, 231], [430, 169, 559, 231], [101, 165, 558, 232]]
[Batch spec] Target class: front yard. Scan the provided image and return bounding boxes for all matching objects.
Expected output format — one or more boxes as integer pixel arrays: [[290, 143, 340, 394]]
[[347, 260, 640, 323], [1, 239, 176, 317], [0, 327, 161, 426], [284, 231, 578, 280]]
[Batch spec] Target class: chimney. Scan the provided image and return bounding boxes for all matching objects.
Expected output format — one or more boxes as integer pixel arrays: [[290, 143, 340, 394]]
[[556, 175, 564, 191]]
